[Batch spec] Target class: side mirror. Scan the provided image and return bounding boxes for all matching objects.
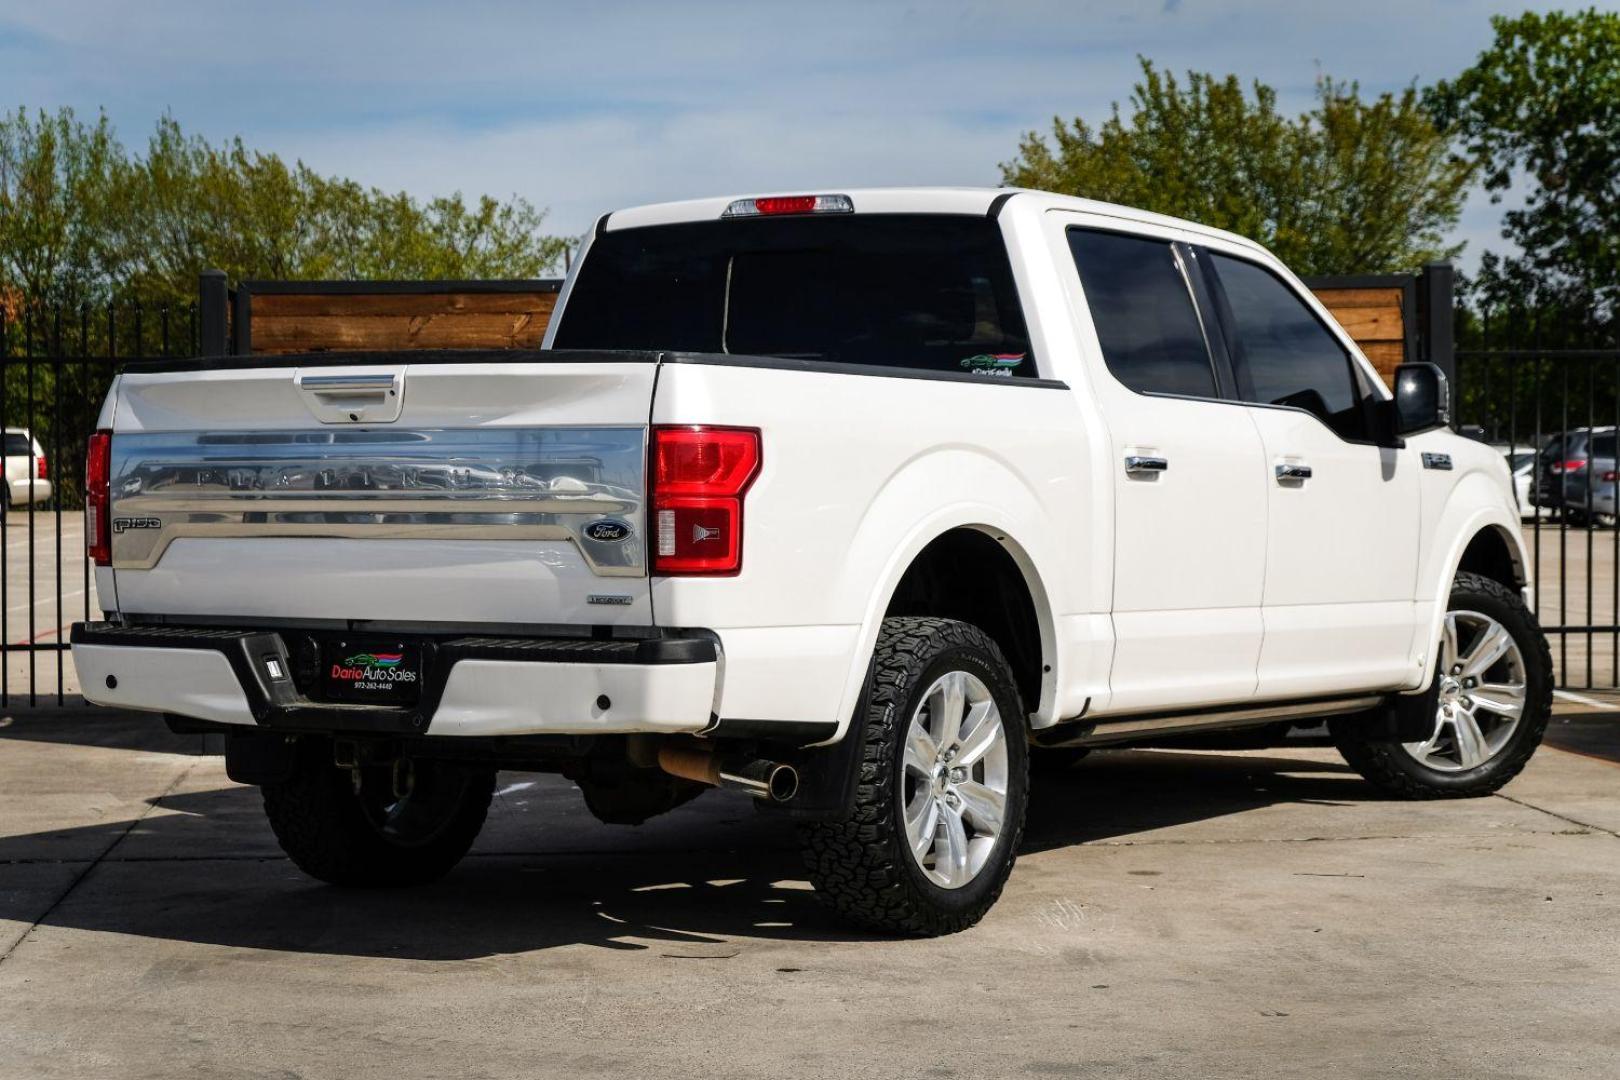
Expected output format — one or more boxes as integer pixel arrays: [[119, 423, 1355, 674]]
[[1394, 363, 1451, 436]]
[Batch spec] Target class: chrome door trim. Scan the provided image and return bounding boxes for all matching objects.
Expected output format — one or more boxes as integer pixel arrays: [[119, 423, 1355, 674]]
[[107, 427, 647, 575]]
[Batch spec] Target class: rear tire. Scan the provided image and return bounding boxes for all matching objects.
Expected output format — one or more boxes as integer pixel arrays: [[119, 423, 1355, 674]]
[[1331, 572, 1551, 799], [262, 744, 495, 886], [799, 617, 1029, 936]]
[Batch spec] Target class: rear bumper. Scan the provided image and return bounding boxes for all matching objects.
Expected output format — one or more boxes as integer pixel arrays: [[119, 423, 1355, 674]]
[[70, 622, 718, 737]]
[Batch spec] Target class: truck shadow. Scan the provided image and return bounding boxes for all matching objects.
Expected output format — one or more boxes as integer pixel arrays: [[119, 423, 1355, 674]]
[[0, 726, 1373, 961], [0, 704, 214, 755]]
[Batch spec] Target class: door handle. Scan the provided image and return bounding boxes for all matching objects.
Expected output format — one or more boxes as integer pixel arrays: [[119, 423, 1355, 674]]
[[1124, 455, 1169, 475], [1275, 462, 1313, 482]]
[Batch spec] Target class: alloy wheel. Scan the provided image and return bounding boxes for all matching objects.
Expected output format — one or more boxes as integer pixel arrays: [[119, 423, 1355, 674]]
[[1404, 610, 1528, 773], [900, 669, 1010, 889]]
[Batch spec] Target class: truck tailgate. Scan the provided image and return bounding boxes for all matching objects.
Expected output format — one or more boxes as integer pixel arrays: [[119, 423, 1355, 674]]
[[105, 352, 657, 627]]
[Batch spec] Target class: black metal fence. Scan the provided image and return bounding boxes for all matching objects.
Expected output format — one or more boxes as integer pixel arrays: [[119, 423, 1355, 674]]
[[2, 284, 1616, 703], [0, 299, 198, 706], [1456, 315, 1620, 690]]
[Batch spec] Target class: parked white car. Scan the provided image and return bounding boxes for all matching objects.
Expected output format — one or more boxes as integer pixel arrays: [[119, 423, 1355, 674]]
[[3, 427, 52, 513], [1498, 444, 1544, 519], [71, 188, 1552, 934]]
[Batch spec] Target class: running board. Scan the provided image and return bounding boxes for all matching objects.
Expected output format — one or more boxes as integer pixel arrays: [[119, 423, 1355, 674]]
[[1034, 694, 1385, 749]]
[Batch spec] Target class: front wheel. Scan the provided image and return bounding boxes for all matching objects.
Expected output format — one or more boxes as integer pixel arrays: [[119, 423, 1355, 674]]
[[1332, 572, 1552, 798], [799, 617, 1029, 936], [263, 744, 495, 886]]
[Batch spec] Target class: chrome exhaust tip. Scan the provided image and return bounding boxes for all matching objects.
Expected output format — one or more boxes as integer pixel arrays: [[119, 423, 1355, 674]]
[[718, 759, 799, 803], [657, 746, 799, 803]]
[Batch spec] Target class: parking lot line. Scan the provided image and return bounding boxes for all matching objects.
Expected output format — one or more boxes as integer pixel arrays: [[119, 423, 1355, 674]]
[[1553, 689, 1620, 711]]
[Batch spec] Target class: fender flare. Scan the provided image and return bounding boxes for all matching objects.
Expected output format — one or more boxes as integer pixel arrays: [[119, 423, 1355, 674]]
[[1407, 484, 1528, 695]]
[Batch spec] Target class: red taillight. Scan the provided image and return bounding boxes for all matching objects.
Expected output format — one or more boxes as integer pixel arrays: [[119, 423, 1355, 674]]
[[1553, 458, 1588, 474], [1604, 470, 1617, 482], [36, 453, 46, 480], [650, 426, 761, 575], [86, 431, 111, 565]]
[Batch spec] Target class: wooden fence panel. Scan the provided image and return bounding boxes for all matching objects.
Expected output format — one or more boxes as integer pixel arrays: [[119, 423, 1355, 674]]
[[1307, 282, 1412, 385], [239, 282, 561, 355]]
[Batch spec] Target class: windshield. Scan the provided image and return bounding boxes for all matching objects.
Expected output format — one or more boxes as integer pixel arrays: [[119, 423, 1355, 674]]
[[553, 214, 1036, 378]]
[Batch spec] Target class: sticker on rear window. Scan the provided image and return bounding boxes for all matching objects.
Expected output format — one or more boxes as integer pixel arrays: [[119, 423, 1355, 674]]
[[960, 353, 1024, 377]]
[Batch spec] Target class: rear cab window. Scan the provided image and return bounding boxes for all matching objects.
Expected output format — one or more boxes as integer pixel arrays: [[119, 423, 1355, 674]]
[[553, 215, 1037, 379]]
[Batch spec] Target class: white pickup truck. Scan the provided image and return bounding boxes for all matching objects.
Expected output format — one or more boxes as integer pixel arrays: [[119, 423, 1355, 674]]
[[72, 188, 1551, 935]]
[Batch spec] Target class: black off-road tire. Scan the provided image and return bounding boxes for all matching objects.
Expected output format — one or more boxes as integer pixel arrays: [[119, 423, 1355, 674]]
[[1331, 572, 1552, 799], [799, 616, 1030, 936], [262, 744, 495, 887]]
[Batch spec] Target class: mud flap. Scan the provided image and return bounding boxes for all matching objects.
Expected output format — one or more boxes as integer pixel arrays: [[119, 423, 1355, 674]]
[[224, 730, 299, 786], [1372, 677, 1442, 742]]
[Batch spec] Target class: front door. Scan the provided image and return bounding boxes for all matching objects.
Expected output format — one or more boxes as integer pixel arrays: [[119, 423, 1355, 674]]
[[1201, 250, 1422, 697], [1059, 220, 1269, 713]]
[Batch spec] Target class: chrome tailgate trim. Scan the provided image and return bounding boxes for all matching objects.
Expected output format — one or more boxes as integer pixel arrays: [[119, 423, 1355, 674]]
[[108, 427, 646, 575]]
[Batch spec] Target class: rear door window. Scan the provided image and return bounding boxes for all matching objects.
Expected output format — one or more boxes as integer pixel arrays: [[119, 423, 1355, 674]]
[[3, 434, 31, 456], [554, 215, 1036, 378], [1066, 229, 1217, 399]]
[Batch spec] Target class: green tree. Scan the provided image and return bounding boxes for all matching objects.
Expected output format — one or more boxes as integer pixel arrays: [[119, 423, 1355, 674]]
[[1428, 8, 1620, 329], [0, 107, 129, 300], [0, 109, 569, 309], [1001, 59, 1474, 275]]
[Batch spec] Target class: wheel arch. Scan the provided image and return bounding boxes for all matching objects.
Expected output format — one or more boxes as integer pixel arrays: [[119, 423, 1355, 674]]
[[1409, 479, 1530, 695], [830, 513, 1066, 744], [883, 527, 1048, 719], [1455, 523, 1527, 591], [813, 442, 1091, 746]]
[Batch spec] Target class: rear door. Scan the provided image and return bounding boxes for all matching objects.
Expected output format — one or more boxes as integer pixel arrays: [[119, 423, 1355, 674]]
[[106, 353, 658, 627], [1057, 218, 1269, 713], [1201, 249, 1421, 697]]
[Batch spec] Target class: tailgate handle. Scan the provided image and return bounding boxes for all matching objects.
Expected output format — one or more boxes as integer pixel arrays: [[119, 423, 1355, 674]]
[[295, 370, 405, 424], [298, 374, 396, 394]]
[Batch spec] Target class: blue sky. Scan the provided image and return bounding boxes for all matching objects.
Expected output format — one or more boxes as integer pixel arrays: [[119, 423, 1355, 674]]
[[0, 0, 1601, 270]]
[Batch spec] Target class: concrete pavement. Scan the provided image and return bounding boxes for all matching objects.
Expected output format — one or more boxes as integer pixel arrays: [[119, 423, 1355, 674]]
[[1, 708, 1617, 1079]]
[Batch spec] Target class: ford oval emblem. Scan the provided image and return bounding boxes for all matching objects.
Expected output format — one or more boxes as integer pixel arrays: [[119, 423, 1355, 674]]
[[584, 519, 633, 543]]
